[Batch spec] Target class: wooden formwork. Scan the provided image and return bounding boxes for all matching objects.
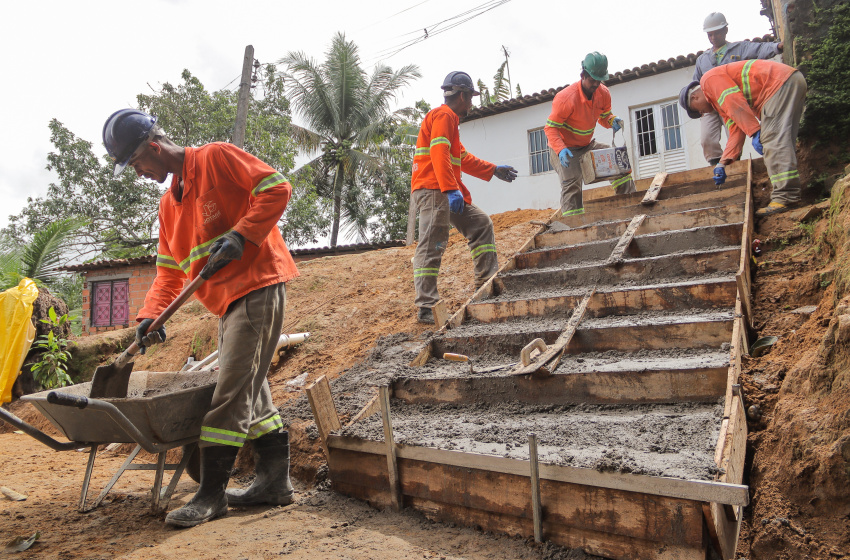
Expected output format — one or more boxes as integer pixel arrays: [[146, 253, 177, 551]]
[[308, 160, 757, 560]]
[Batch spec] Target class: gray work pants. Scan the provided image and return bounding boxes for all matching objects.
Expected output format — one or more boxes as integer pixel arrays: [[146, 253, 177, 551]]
[[760, 71, 807, 204], [413, 188, 498, 309], [548, 141, 635, 217], [200, 282, 286, 448], [700, 112, 726, 164]]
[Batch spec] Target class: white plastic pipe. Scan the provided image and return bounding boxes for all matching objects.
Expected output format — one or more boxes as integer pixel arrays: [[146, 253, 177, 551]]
[[187, 333, 310, 372]]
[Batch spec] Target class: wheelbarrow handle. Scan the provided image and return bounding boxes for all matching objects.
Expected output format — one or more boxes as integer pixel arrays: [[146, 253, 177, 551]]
[[48, 392, 89, 409]]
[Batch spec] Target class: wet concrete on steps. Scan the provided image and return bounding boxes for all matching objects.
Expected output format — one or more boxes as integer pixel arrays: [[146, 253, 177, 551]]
[[554, 345, 731, 374], [487, 270, 737, 303], [339, 399, 724, 480], [481, 274, 737, 305]]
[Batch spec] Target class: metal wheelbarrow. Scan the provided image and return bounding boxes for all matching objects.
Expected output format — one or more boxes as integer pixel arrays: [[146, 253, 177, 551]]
[[0, 369, 217, 513]]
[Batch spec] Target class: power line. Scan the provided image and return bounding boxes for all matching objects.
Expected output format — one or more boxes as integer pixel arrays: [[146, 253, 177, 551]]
[[367, 0, 512, 64], [356, 0, 434, 32]]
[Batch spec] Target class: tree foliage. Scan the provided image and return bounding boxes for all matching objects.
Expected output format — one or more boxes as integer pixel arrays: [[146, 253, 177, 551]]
[[477, 60, 521, 107], [3, 67, 309, 260], [280, 32, 421, 246], [0, 217, 86, 291]]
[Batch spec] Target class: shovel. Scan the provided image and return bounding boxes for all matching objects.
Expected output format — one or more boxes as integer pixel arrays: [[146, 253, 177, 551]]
[[89, 275, 206, 399]]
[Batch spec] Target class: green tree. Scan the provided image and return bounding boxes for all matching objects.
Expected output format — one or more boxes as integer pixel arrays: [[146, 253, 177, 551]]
[[280, 32, 421, 246], [0, 217, 86, 291], [477, 60, 522, 107], [3, 68, 312, 257]]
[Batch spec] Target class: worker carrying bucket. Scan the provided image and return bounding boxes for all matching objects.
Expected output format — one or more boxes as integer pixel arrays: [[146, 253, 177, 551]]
[[102, 109, 300, 527], [545, 52, 636, 218], [679, 59, 807, 217]]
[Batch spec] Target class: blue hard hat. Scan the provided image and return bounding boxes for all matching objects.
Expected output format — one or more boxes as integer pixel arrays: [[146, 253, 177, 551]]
[[102, 109, 157, 177], [441, 71, 480, 95], [679, 81, 702, 119]]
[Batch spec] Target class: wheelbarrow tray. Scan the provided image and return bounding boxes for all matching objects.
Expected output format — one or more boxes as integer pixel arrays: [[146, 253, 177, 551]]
[[21, 370, 218, 445]]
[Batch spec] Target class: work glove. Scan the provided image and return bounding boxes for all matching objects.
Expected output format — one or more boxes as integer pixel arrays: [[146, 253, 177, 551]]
[[446, 190, 465, 214], [612, 118, 624, 133], [136, 319, 166, 355], [558, 148, 573, 168], [713, 164, 727, 186], [200, 230, 246, 279], [494, 165, 518, 182], [751, 130, 764, 156]]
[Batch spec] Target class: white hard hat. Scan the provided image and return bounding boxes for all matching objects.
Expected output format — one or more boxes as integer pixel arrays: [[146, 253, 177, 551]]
[[703, 12, 728, 32]]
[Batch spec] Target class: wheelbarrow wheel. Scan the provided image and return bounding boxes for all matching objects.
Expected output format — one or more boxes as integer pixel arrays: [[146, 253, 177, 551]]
[[183, 445, 201, 483]]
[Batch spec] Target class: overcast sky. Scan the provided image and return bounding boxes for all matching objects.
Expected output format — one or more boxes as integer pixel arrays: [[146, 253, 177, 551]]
[[0, 0, 773, 232]]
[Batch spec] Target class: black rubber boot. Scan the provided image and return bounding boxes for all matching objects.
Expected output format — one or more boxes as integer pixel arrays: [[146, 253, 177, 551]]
[[417, 307, 434, 324], [226, 431, 295, 506], [165, 445, 239, 527]]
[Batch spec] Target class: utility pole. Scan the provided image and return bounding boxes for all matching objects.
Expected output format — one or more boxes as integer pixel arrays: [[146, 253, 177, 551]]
[[233, 45, 254, 149]]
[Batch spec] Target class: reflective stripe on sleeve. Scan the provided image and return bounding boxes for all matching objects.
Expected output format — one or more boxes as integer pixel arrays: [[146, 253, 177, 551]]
[[717, 86, 742, 107], [251, 172, 287, 197]]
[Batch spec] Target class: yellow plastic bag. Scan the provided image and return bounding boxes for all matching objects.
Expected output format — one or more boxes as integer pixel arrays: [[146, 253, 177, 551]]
[[0, 279, 39, 404]]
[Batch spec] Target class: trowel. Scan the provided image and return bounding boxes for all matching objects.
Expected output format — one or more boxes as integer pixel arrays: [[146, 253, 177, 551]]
[[89, 275, 206, 399]]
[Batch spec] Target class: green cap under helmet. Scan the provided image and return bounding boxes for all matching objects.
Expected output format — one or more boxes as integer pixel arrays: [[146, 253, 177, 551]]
[[581, 52, 610, 81]]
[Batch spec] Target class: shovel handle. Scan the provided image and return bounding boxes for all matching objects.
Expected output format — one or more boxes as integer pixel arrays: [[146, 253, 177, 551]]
[[126, 275, 207, 360], [47, 392, 89, 409]]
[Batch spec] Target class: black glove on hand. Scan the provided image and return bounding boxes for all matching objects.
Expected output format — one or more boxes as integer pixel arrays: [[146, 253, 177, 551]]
[[494, 165, 518, 182], [136, 318, 166, 355], [200, 230, 246, 279]]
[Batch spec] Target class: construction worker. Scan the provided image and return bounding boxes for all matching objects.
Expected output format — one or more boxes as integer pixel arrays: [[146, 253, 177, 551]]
[[102, 109, 299, 527], [545, 52, 635, 218], [411, 71, 518, 324], [694, 12, 784, 166], [679, 59, 807, 216]]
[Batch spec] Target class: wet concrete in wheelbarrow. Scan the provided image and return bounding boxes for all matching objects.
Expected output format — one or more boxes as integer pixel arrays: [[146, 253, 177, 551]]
[[339, 399, 724, 481]]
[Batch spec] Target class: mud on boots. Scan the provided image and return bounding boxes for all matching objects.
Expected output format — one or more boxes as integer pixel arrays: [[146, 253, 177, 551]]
[[226, 430, 294, 506], [165, 444, 239, 527]]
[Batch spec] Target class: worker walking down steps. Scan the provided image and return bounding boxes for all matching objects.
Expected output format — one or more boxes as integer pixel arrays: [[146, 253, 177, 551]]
[[545, 52, 635, 218], [102, 109, 299, 527], [411, 71, 518, 324], [679, 59, 807, 216], [693, 12, 784, 166]]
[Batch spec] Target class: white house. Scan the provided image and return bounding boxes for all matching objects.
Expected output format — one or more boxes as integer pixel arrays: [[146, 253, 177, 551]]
[[459, 40, 772, 214]]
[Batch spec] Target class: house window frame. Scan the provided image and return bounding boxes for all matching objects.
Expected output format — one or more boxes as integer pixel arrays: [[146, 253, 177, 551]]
[[527, 127, 554, 175], [629, 97, 689, 179], [89, 277, 131, 327]]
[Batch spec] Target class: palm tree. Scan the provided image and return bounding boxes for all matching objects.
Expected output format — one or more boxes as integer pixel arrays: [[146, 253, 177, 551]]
[[280, 32, 421, 247], [0, 217, 86, 291]]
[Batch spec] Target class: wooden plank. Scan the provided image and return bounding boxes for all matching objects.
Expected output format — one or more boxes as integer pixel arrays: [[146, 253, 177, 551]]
[[391, 367, 728, 406], [305, 375, 341, 457], [703, 501, 741, 560], [556, 186, 746, 229], [431, 300, 449, 329], [466, 278, 737, 324], [528, 434, 542, 542], [736, 158, 755, 330], [348, 392, 380, 426], [512, 290, 594, 375], [408, 341, 432, 367], [606, 214, 645, 265], [582, 175, 747, 215], [535, 204, 745, 250], [327, 436, 750, 506], [379, 385, 402, 511], [640, 172, 668, 205], [498, 247, 741, 295]]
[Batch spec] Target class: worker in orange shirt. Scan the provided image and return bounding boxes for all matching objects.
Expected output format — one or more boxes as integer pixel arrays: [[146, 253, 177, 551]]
[[679, 59, 807, 216], [103, 109, 298, 527], [545, 52, 635, 218], [411, 71, 518, 324]]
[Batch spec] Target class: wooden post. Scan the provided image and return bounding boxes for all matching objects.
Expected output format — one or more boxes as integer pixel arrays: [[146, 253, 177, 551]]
[[380, 385, 402, 511], [528, 433, 543, 543], [233, 45, 254, 149], [432, 300, 449, 329], [606, 214, 645, 266], [306, 376, 341, 458]]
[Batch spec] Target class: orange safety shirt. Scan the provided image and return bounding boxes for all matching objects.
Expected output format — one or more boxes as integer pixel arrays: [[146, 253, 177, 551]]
[[138, 143, 299, 319], [411, 104, 496, 204], [545, 81, 617, 152], [700, 59, 797, 162]]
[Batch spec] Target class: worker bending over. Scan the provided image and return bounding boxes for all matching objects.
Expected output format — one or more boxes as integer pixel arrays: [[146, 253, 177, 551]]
[[680, 59, 807, 216], [103, 109, 299, 527], [411, 71, 517, 324], [545, 52, 635, 218], [693, 12, 784, 166]]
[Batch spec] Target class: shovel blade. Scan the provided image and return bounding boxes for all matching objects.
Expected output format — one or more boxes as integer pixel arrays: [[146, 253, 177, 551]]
[[89, 360, 134, 399]]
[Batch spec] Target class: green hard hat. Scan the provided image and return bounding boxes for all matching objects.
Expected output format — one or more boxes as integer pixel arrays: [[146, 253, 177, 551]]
[[581, 52, 610, 81]]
